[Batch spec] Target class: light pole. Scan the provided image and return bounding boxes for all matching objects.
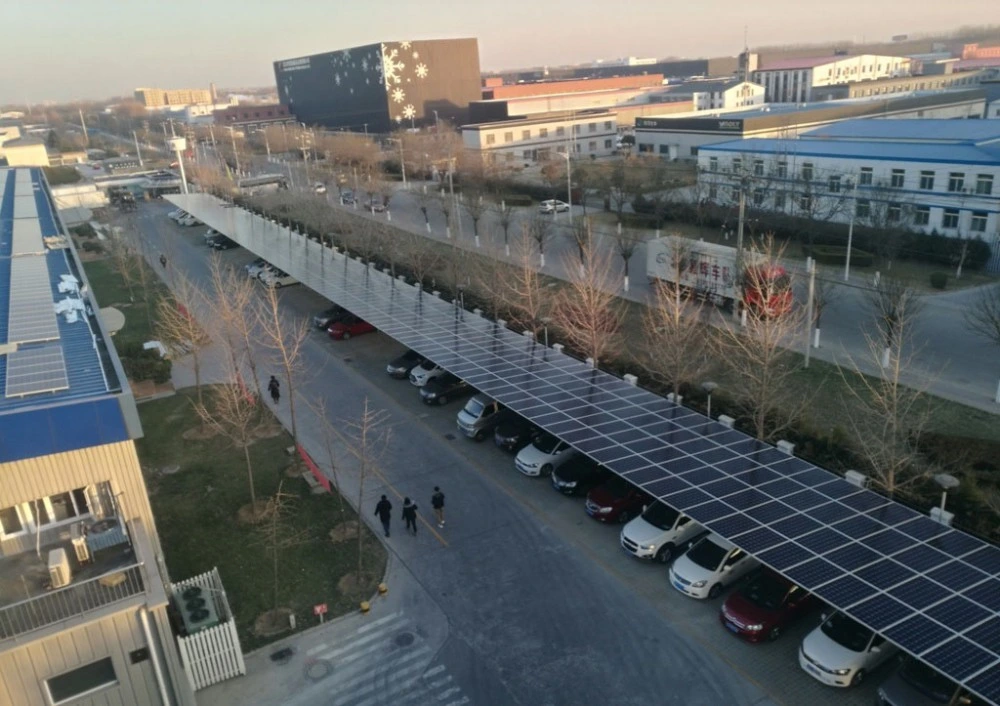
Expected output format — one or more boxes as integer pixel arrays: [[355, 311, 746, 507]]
[[934, 473, 960, 513], [456, 284, 466, 320], [701, 381, 718, 419], [540, 317, 553, 348], [167, 137, 189, 194], [555, 148, 572, 221], [132, 130, 143, 167], [388, 137, 407, 190], [844, 176, 859, 281]]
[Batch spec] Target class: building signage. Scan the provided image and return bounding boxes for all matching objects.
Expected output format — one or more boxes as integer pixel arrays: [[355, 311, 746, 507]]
[[635, 117, 745, 133], [717, 120, 742, 130], [279, 58, 311, 72]]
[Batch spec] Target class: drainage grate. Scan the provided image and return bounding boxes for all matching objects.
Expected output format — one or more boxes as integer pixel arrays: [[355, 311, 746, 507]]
[[304, 659, 333, 681], [394, 632, 415, 647]]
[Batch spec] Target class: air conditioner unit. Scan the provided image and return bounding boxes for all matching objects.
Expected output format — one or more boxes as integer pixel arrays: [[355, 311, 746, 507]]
[[48, 548, 72, 589], [71, 536, 91, 564]]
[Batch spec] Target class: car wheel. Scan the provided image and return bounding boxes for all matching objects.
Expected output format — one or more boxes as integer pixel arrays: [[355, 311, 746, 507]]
[[618, 510, 632, 524], [851, 669, 866, 687], [540, 463, 553, 477], [342, 332, 351, 340], [655, 544, 675, 564], [767, 625, 781, 642], [708, 583, 723, 600], [438, 395, 448, 405], [474, 429, 486, 442], [274, 282, 283, 289]]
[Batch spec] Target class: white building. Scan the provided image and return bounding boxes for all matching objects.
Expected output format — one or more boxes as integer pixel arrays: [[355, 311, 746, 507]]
[[461, 110, 618, 165], [696, 119, 1000, 262], [753, 54, 912, 103], [663, 79, 765, 111], [633, 89, 986, 161]]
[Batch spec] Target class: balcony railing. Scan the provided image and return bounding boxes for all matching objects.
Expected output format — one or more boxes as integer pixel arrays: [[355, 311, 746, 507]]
[[0, 563, 146, 642]]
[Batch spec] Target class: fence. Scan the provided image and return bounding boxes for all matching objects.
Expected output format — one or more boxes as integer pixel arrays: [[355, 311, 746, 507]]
[[171, 568, 245, 691]]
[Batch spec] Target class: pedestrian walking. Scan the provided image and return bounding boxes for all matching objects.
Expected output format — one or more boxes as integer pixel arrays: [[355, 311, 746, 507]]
[[374, 495, 393, 537], [159, 253, 167, 268], [267, 375, 280, 404], [402, 498, 418, 536], [431, 487, 445, 528]]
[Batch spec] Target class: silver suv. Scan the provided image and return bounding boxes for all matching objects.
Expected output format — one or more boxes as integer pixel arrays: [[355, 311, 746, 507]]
[[456, 395, 507, 441]]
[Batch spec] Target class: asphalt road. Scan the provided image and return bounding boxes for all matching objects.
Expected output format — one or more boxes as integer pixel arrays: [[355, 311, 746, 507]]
[[122, 200, 887, 706]]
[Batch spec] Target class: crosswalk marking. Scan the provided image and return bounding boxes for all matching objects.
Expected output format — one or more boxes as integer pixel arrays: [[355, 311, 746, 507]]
[[442, 698, 470, 706], [317, 618, 410, 661], [330, 649, 431, 706], [423, 664, 446, 678], [305, 642, 329, 657], [437, 687, 462, 701], [356, 610, 402, 634]]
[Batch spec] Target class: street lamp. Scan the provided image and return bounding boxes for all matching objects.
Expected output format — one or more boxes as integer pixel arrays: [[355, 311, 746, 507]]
[[934, 473, 960, 512], [843, 176, 859, 282], [540, 317, 553, 348], [167, 137, 189, 194], [701, 381, 718, 419], [387, 137, 407, 190], [456, 284, 466, 319], [554, 148, 573, 221]]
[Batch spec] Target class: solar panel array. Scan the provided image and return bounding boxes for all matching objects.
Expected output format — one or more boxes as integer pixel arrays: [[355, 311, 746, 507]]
[[7, 256, 60, 345], [4, 343, 69, 397], [175, 196, 1000, 705]]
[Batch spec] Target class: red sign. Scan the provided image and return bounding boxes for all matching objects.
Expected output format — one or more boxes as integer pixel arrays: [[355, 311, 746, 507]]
[[313, 603, 328, 616]]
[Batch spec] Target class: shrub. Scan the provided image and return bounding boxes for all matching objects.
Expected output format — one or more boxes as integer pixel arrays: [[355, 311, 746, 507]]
[[498, 194, 532, 207], [929, 272, 948, 290], [81, 240, 104, 253], [120, 348, 172, 383], [803, 245, 873, 268], [71, 223, 97, 239]]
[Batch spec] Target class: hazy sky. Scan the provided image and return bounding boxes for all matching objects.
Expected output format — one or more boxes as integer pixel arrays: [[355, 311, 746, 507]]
[[0, 0, 992, 103]]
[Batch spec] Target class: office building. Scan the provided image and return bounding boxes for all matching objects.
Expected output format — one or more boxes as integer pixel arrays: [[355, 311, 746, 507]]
[[752, 54, 912, 103], [462, 110, 618, 165]]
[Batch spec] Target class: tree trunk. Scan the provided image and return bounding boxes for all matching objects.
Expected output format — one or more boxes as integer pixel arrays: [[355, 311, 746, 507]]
[[243, 444, 257, 520]]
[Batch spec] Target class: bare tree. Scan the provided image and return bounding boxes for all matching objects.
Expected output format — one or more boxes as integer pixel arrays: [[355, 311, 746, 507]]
[[207, 256, 265, 401], [468, 242, 511, 321], [607, 160, 637, 224], [257, 282, 310, 443], [494, 199, 516, 256], [808, 274, 839, 350], [868, 277, 923, 368], [527, 214, 553, 268], [400, 231, 443, 291], [566, 215, 593, 276], [254, 481, 310, 612], [964, 284, 1000, 403], [436, 189, 453, 238], [306, 398, 348, 515], [106, 231, 138, 304], [862, 185, 916, 271], [502, 229, 550, 337], [612, 225, 642, 293], [540, 158, 565, 200], [551, 243, 625, 367], [155, 274, 211, 405], [463, 188, 488, 242]]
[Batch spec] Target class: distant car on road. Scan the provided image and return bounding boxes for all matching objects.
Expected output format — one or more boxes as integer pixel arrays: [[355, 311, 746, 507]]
[[244, 257, 271, 279], [368, 197, 386, 213], [178, 214, 202, 227], [209, 236, 239, 251], [327, 316, 375, 340], [340, 190, 355, 206], [538, 199, 569, 214]]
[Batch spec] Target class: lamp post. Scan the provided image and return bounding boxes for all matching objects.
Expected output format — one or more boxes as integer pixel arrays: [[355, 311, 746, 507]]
[[456, 284, 466, 320], [167, 137, 189, 194], [226, 126, 241, 178], [701, 381, 718, 419], [934, 473, 960, 513], [555, 148, 573, 222], [844, 176, 859, 281], [540, 317, 553, 348], [388, 137, 407, 190]]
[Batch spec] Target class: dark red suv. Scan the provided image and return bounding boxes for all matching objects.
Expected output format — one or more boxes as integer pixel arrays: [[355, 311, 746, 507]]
[[584, 475, 651, 524], [719, 569, 818, 643]]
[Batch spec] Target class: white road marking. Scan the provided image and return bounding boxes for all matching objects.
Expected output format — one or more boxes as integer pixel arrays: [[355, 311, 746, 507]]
[[355, 611, 401, 634], [317, 618, 410, 661], [330, 648, 432, 706]]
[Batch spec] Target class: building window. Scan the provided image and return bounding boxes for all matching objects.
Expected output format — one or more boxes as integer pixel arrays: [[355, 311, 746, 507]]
[[556, 126, 565, 137], [919, 171, 935, 190], [774, 191, 786, 210], [604, 139, 613, 149], [604, 121, 613, 130], [0, 505, 24, 537], [573, 125, 581, 134], [588, 123, 597, 133], [46, 657, 118, 705], [888, 203, 902, 222], [522, 129, 531, 140], [799, 194, 811, 211], [752, 189, 765, 206], [942, 208, 960, 229], [708, 157, 719, 172], [776, 160, 787, 178], [948, 173, 965, 192], [976, 174, 994, 195], [828, 176, 841, 193], [859, 167, 873, 185], [856, 199, 871, 219], [522, 150, 532, 160], [638, 143, 653, 153], [659, 145, 670, 155], [971, 212, 988, 232], [574, 143, 582, 153], [753, 159, 764, 176], [539, 128, 548, 138], [588, 141, 597, 151], [690, 147, 698, 157], [891, 169, 905, 188], [504, 132, 513, 143], [732, 158, 742, 173], [485, 135, 495, 146], [914, 205, 930, 225], [709, 184, 718, 200], [802, 163, 814, 181]]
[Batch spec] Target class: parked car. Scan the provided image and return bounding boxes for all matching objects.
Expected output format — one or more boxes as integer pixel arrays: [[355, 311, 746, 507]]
[[409, 360, 445, 387], [720, 569, 817, 643], [168, 209, 188, 222], [799, 611, 899, 688], [456, 395, 508, 440], [327, 316, 375, 340], [620, 502, 705, 564], [494, 417, 538, 453], [245, 257, 271, 279], [515, 432, 575, 477], [419, 373, 473, 405], [876, 656, 980, 706], [668, 533, 760, 599], [313, 182, 327, 194], [178, 215, 202, 227], [205, 234, 226, 248], [258, 269, 299, 288], [386, 349, 426, 379], [202, 228, 219, 242], [585, 475, 650, 523], [367, 197, 386, 213], [340, 190, 355, 206], [538, 199, 569, 214], [210, 236, 239, 251], [550, 456, 610, 496], [314, 305, 349, 329]]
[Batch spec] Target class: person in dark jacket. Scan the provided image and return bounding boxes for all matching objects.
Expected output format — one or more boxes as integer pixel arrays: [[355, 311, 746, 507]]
[[402, 498, 418, 536], [267, 376, 280, 404], [431, 487, 445, 528], [374, 495, 393, 537]]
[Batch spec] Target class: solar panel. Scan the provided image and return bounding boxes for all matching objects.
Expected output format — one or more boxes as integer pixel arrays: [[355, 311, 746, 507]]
[[4, 343, 69, 397], [179, 197, 1000, 706], [11, 218, 45, 255], [7, 256, 60, 344]]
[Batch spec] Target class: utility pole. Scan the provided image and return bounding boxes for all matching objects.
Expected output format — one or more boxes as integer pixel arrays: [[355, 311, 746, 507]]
[[733, 175, 748, 321], [78, 109, 89, 146], [132, 130, 143, 167], [263, 130, 271, 158], [804, 258, 816, 367], [227, 126, 241, 177], [844, 177, 858, 281]]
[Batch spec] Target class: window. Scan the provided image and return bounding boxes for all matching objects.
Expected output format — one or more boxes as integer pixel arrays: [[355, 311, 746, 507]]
[[573, 124, 581, 134], [604, 139, 613, 149], [971, 212, 988, 232], [588, 122, 597, 133], [799, 194, 811, 211], [976, 174, 994, 195], [503, 132, 513, 143], [732, 158, 742, 173], [774, 191, 786, 210], [828, 176, 841, 193], [0, 505, 24, 537], [776, 160, 787, 178], [659, 145, 670, 155], [46, 658, 118, 705], [522, 150, 532, 160], [753, 159, 764, 176], [887, 203, 902, 222], [521, 129, 531, 140], [485, 134, 495, 146], [914, 205, 930, 225], [802, 163, 814, 181], [856, 199, 871, 219], [919, 171, 935, 190], [708, 157, 719, 172], [752, 189, 764, 206], [859, 167, 873, 185], [942, 208, 959, 229], [709, 184, 718, 200], [539, 128, 548, 138], [556, 126, 565, 137], [690, 147, 698, 157], [891, 169, 905, 188], [638, 143, 653, 153], [948, 172, 965, 192], [604, 121, 613, 130], [588, 141, 597, 151]]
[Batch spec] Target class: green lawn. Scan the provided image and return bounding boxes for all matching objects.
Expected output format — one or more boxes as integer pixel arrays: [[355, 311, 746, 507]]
[[136, 391, 387, 651], [84, 257, 163, 345]]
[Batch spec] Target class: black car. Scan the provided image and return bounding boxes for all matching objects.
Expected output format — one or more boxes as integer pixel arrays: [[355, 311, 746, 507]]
[[313, 305, 349, 329], [210, 236, 239, 250], [386, 349, 426, 379], [494, 417, 538, 453], [551, 456, 611, 496], [420, 373, 473, 405]]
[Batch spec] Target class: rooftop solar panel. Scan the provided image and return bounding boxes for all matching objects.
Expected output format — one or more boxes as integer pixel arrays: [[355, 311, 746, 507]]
[[167, 195, 1000, 706], [4, 343, 69, 397], [7, 255, 59, 344]]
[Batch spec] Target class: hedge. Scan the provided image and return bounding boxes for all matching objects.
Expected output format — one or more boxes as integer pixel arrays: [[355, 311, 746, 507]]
[[803, 245, 874, 268]]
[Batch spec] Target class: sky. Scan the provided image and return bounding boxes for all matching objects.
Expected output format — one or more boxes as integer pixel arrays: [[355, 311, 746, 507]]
[[0, 0, 993, 103]]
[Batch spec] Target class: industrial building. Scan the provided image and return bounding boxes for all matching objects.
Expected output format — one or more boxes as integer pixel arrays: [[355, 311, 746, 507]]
[[214, 103, 294, 130], [274, 38, 481, 133], [752, 54, 913, 103], [632, 88, 986, 161], [461, 110, 618, 165], [133, 87, 214, 110], [0, 167, 199, 705]]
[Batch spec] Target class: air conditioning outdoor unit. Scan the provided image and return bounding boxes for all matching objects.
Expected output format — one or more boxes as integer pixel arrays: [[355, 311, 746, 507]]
[[71, 536, 91, 564], [48, 548, 72, 589]]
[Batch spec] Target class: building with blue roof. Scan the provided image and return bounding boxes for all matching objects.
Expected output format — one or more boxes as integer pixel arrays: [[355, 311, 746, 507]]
[[694, 120, 1000, 269], [0, 167, 196, 705]]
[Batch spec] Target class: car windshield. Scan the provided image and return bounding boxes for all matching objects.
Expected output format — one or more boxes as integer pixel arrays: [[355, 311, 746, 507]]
[[642, 502, 679, 530], [418, 361, 437, 372], [899, 658, 955, 701], [436, 373, 458, 386], [463, 397, 485, 416], [402, 350, 420, 362], [820, 613, 872, 653], [601, 475, 632, 498], [533, 433, 561, 454], [686, 536, 728, 571], [739, 572, 789, 611], [559, 458, 595, 480]]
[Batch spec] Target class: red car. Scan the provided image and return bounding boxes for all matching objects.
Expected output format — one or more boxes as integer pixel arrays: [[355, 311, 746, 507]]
[[327, 316, 375, 340], [584, 475, 651, 524], [719, 569, 818, 643]]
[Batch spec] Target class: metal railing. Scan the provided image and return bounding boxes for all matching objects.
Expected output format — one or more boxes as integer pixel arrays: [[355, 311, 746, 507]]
[[0, 563, 146, 641]]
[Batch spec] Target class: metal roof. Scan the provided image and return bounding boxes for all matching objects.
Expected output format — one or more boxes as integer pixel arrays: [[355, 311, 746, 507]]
[[803, 119, 1000, 144], [0, 167, 130, 462]]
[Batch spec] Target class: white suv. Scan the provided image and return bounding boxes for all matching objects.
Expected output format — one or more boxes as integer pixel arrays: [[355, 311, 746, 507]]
[[668, 533, 760, 600], [409, 360, 445, 387], [620, 502, 705, 564]]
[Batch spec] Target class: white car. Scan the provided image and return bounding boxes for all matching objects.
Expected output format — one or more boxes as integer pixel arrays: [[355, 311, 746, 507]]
[[314, 182, 327, 194], [257, 269, 299, 288], [178, 215, 202, 227], [514, 432, 575, 477], [168, 209, 189, 222], [408, 360, 445, 387], [538, 199, 569, 214], [202, 228, 218, 242], [620, 502, 705, 563], [799, 612, 899, 688], [244, 257, 271, 279], [668, 533, 760, 599]]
